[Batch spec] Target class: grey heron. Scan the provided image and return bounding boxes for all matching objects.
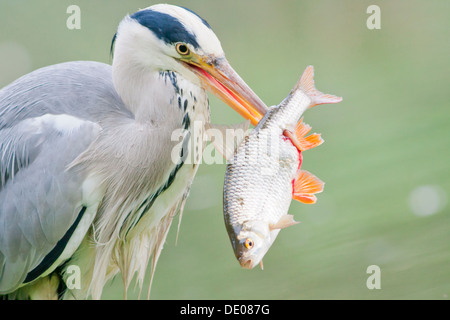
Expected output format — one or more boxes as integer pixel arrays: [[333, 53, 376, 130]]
[[0, 4, 267, 299]]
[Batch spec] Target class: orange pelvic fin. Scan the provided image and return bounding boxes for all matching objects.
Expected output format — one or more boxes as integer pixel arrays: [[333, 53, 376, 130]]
[[295, 118, 324, 151], [298, 66, 343, 107], [284, 118, 324, 152], [293, 170, 324, 204]]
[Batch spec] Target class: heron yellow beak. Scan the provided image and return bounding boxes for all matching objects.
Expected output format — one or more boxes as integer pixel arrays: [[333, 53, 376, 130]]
[[182, 55, 267, 126]]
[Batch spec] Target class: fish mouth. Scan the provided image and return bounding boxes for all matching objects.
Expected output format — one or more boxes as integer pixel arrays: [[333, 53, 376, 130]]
[[239, 258, 254, 269], [239, 257, 264, 270]]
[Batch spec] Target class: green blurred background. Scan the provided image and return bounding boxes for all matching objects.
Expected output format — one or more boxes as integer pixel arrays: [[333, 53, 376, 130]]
[[0, 0, 448, 299]]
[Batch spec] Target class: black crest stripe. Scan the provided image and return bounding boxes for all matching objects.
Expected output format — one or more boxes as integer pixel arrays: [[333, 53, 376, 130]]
[[130, 9, 199, 48]]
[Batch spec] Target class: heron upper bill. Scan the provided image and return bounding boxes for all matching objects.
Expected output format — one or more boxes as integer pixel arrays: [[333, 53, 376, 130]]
[[181, 55, 267, 125]]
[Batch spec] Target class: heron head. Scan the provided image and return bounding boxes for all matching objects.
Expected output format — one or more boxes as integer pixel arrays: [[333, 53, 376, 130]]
[[112, 4, 266, 124]]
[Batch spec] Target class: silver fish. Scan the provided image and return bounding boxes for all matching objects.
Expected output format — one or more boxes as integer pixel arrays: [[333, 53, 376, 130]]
[[223, 66, 342, 269]]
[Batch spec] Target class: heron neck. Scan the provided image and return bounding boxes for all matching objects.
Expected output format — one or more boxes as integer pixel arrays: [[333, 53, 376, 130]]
[[112, 60, 164, 122]]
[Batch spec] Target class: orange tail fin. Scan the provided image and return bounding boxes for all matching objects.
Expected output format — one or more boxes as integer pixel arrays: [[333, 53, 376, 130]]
[[293, 170, 324, 204], [299, 66, 343, 107]]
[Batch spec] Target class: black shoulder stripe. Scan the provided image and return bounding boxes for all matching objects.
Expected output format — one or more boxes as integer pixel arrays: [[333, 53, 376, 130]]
[[122, 131, 191, 236], [110, 33, 117, 58], [24, 207, 87, 284]]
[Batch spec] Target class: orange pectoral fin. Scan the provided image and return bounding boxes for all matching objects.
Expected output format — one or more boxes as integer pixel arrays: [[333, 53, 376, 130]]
[[269, 214, 300, 230], [293, 170, 324, 204]]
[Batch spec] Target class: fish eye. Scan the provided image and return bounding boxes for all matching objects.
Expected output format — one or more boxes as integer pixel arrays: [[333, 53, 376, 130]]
[[244, 238, 254, 249], [176, 43, 190, 56]]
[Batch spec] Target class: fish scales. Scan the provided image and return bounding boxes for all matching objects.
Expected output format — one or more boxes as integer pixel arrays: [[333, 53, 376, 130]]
[[223, 66, 342, 269], [224, 109, 299, 225]]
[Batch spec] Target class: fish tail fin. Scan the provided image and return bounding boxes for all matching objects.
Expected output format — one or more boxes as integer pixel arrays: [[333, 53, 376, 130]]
[[295, 118, 324, 151], [292, 170, 324, 204], [298, 65, 343, 107]]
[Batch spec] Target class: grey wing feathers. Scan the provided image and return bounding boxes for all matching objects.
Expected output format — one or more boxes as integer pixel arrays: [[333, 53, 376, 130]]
[[0, 120, 99, 293], [0, 61, 126, 293], [0, 61, 131, 129]]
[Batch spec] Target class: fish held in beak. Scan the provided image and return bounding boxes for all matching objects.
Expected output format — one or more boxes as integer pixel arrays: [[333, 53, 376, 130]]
[[222, 66, 342, 270]]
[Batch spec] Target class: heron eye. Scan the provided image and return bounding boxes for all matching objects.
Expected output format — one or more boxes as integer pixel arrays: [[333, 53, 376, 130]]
[[244, 238, 254, 249], [176, 43, 190, 56]]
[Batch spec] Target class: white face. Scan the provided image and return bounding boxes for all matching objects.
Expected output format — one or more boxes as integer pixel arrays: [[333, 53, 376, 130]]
[[114, 4, 224, 86]]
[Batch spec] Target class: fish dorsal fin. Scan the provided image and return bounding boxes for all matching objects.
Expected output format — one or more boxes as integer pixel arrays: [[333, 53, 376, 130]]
[[269, 214, 300, 230], [293, 170, 324, 204], [205, 121, 250, 160]]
